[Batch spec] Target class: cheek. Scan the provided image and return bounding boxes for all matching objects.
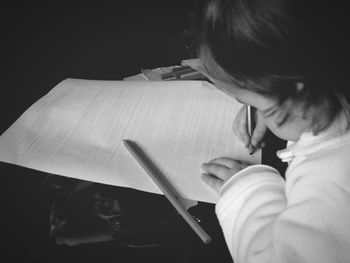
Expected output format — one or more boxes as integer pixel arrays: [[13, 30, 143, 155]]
[[263, 117, 300, 141], [264, 119, 283, 138]]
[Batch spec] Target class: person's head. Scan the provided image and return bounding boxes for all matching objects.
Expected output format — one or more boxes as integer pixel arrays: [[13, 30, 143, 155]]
[[199, 0, 350, 141]]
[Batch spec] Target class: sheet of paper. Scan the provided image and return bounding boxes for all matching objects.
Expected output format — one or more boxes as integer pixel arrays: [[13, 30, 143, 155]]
[[0, 79, 260, 203]]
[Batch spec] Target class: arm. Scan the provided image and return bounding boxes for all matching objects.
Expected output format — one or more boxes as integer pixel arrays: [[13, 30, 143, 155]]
[[202, 160, 350, 263], [215, 165, 286, 262]]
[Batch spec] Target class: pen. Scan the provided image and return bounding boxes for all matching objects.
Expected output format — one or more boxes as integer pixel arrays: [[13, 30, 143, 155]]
[[172, 65, 191, 72], [246, 105, 254, 137], [179, 71, 207, 80], [123, 139, 212, 244], [246, 105, 256, 154], [165, 72, 207, 81], [161, 67, 197, 80]]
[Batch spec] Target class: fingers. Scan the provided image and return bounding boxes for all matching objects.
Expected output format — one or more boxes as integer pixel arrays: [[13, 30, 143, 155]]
[[201, 157, 248, 180], [201, 163, 232, 181], [232, 106, 250, 148], [208, 157, 238, 169], [200, 157, 251, 193], [200, 173, 223, 193], [250, 112, 268, 149], [208, 157, 250, 172], [232, 107, 268, 154]]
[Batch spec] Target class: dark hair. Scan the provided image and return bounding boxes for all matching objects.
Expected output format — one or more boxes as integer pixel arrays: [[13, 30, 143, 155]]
[[199, 0, 350, 133]]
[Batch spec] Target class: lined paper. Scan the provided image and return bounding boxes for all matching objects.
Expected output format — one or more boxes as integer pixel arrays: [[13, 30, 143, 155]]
[[0, 79, 260, 203]]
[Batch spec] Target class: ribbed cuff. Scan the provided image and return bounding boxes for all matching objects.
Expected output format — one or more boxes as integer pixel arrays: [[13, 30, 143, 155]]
[[220, 164, 281, 195]]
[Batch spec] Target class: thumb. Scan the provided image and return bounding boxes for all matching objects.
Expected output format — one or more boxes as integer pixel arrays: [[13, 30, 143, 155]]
[[232, 106, 251, 148]]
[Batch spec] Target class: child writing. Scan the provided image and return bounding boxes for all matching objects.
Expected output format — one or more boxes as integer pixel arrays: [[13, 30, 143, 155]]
[[198, 0, 350, 262]]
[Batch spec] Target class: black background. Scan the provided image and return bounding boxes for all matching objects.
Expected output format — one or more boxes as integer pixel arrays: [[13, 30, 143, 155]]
[[1, 1, 286, 262]]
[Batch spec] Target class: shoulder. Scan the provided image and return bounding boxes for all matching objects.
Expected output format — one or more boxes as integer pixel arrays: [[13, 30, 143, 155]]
[[287, 130, 350, 182], [284, 129, 350, 206]]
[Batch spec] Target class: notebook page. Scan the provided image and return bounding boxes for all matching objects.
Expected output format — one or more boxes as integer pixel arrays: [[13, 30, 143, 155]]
[[0, 79, 260, 203]]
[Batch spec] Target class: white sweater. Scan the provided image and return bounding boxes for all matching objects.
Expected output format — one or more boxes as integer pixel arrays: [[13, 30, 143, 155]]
[[216, 116, 350, 263]]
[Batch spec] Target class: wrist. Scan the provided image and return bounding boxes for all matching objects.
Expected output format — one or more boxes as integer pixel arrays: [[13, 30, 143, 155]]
[[219, 164, 281, 195]]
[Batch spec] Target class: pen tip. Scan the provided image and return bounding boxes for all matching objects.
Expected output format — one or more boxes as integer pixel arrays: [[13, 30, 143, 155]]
[[248, 145, 255, 155]]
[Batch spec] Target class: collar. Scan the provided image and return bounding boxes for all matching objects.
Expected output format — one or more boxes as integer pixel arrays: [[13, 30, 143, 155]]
[[276, 141, 296, 163], [277, 113, 350, 163]]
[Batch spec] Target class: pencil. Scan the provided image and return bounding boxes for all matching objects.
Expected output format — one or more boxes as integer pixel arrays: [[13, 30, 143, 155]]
[[246, 105, 254, 137], [246, 105, 257, 154], [161, 67, 197, 80], [122, 139, 212, 244]]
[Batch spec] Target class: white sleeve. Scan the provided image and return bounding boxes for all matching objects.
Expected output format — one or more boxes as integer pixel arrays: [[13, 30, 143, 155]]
[[216, 164, 350, 263], [216, 164, 286, 263]]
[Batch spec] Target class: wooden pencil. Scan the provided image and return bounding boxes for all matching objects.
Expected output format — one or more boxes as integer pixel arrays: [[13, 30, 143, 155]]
[[123, 139, 212, 244]]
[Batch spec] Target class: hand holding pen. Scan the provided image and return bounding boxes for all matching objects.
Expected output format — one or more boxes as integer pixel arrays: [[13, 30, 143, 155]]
[[232, 105, 267, 154]]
